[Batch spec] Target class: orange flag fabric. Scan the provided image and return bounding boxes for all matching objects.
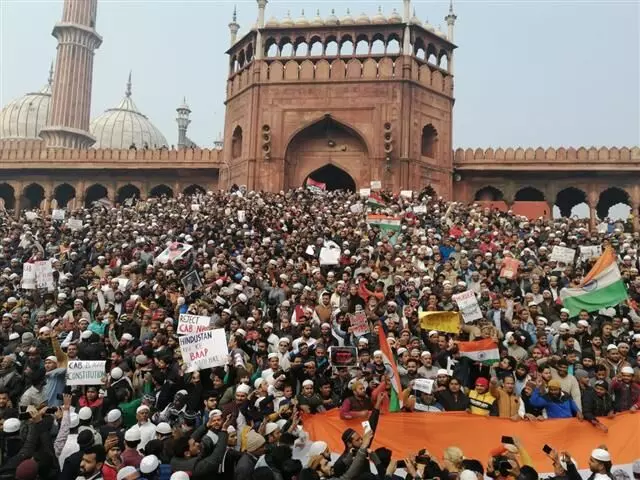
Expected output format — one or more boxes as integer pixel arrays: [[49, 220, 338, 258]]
[[303, 409, 640, 468]]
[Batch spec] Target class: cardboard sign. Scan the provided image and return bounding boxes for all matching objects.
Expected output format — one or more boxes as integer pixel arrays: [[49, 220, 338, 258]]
[[66, 361, 106, 386], [177, 313, 211, 335], [21, 263, 36, 289], [34, 260, 54, 290], [238, 210, 246, 223], [319, 241, 341, 266], [67, 219, 84, 231], [350, 203, 363, 214], [400, 190, 413, 199], [370, 180, 382, 190], [500, 257, 520, 279], [52, 209, 65, 221], [550, 246, 576, 264], [359, 188, 371, 197], [413, 378, 434, 394], [349, 311, 369, 337], [580, 245, 602, 261], [179, 329, 228, 370], [329, 346, 358, 368], [452, 290, 483, 323], [413, 205, 427, 214]]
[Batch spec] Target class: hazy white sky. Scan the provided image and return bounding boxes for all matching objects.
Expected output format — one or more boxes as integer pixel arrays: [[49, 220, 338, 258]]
[[1, 0, 639, 151]]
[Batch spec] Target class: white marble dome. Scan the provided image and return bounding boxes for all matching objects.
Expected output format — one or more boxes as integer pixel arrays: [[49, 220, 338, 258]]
[[0, 72, 52, 140], [311, 10, 325, 26], [280, 11, 294, 27], [325, 9, 339, 26], [90, 75, 167, 149], [372, 7, 387, 24], [389, 9, 403, 23], [265, 16, 279, 27], [294, 10, 309, 26], [355, 12, 371, 25], [340, 9, 355, 25]]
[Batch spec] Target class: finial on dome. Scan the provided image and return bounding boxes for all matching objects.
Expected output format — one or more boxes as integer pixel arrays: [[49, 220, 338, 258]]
[[48, 61, 54, 86], [125, 71, 132, 98], [233, 4, 237, 22]]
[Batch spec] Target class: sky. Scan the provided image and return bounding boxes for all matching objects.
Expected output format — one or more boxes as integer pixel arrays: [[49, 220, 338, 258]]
[[1, 0, 638, 151]]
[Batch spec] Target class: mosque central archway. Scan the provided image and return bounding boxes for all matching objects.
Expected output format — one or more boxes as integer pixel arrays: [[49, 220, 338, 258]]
[[285, 116, 368, 191], [305, 164, 356, 192]]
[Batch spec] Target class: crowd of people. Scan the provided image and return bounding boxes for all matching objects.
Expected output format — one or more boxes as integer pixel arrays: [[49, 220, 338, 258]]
[[0, 185, 639, 480]]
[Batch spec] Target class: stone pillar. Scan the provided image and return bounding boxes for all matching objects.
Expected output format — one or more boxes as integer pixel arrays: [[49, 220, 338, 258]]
[[588, 190, 599, 232], [633, 201, 640, 232]]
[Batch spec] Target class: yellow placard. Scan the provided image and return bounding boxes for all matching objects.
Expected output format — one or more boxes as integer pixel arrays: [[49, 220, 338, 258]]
[[418, 311, 460, 334]]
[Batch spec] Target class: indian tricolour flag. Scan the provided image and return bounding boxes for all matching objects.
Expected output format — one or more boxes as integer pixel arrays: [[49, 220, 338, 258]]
[[378, 322, 402, 412], [366, 214, 402, 245], [367, 192, 385, 209], [458, 338, 500, 364], [560, 247, 628, 317]]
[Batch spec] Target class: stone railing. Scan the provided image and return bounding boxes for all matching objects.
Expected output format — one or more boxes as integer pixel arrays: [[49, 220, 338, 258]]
[[454, 146, 640, 166], [0, 139, 224, 169]]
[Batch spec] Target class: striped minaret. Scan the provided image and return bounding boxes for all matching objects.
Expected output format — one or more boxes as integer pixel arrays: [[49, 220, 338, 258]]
[[40, 0, 102, 148]]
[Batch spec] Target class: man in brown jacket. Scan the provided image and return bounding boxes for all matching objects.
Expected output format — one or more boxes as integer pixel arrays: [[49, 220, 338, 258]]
[[490, 376, 521, 420]]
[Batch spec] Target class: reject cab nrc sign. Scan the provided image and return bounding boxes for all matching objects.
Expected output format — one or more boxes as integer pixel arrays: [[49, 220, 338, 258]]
[[178, 328, 228, 370], [177, 313, 211, 335]]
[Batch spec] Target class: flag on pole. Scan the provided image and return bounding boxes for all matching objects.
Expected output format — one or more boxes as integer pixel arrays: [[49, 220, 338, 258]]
[[559, 247, 628, 317], [367, 192, 386, 209], [378, 322, 402, 412], [457, 338, 500, 364], [306, 178, 326, 193], [366, 214, 402, 245]]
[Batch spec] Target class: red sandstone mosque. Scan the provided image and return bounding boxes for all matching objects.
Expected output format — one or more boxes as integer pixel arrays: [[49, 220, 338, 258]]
[[0, 0, 638, 225]]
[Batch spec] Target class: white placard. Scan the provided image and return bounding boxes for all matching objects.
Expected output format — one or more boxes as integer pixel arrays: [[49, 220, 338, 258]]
[[580, 245, 602, 261], [179, 329, 229, 370], [191, 204, 200, 211], [25, 212, 38, 221], [452, 290, 483, 323], [370, 180, 382, 190], [34, 260, 54, 290], [413, 205, 427, 214], [238, 210, 246, 223], [67, 219, 84, 231], [400, 190, 413, 199], [21, 263, 36, 289], [116, 278, 130, 292], [350, 203, 363, 214], [66, 360, 106, 386], [320, 241, 341, 266], [413, 378, 434, 394], [305, 245, 315, 256], [177, 313, 212, 335], [52, 209, 65, 221], [550, 246, 576, 264], [359, 188, 371, 197]]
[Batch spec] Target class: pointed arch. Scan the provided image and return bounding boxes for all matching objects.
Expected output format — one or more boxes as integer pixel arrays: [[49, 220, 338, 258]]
[[0, 183, 15, 211], [231, 125, 243, 159], [23, 183, 45, 210], [474, 186, 504, 202], [116, 184, 141, 205], [305, 164, 356, 192], [183, 184, 206, 196], [84, 184, 109, 207], [54, 183, 76, 208], [149, 184, 174, 198], [597, 187, 631, 220], [554, 187, 588, 218], [421, 124, 438, 157], [514, 187, 545, 201]]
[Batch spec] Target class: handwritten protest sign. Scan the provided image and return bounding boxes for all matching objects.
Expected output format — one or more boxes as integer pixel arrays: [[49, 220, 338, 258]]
[[370, 180, 382, 190], [580, 245, 602, 261], [413, 205, 427, 214], [359, 188, 371, 197], [67, 219, 84, 230], [177, 313, 211, 335], [52, 209, 65, 221], [413, 378, 435, 394], [452, 290, 482, 323], [349, 311, 369, 337], [329, 347, 358, 368], [66, 361, 106, 386], [179, 329, 228, 370], [400, 190, 413, 199], [550, 246, 576, 264], [21, 263, 36, 289], [500, 257, 520, 279]]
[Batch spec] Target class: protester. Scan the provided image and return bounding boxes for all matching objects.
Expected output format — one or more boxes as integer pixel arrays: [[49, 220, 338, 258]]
[[0, 186, 639, 479]]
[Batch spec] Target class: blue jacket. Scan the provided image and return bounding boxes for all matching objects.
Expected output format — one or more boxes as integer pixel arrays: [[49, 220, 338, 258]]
[[529, 389, 579, 419]]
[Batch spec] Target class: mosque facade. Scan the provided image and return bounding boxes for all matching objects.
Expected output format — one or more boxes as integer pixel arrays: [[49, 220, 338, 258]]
[[0, 0, 638, 226]]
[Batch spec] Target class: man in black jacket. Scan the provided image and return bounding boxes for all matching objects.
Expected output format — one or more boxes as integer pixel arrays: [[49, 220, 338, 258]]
[[582, 380, 614, 433], [59, 430, 94, 480]]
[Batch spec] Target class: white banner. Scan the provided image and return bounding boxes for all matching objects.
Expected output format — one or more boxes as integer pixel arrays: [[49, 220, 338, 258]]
[[350, 203, 363, 214], [52, 209, 65, 221], [179, 329, 228, 370], [413, 205, 427, 214], [359, 188, 371, 197], [370, 180, 382, 190], [413, 378, 434, 394], [319, 241, 341, 266], [400, 190, 413, 199], [550, 246, 576, 264], [580, 245, 602, 261], [177, 313, 211, 335], [66, 360, 106, 386], [67, 219, 84, 231], [452, 290, 483, 323]]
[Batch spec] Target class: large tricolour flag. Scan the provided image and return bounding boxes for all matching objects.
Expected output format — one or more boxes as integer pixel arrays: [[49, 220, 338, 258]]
[[458, 338, 500, 364], [560, 247, 628, 317], [378, 322, 402, 412]]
